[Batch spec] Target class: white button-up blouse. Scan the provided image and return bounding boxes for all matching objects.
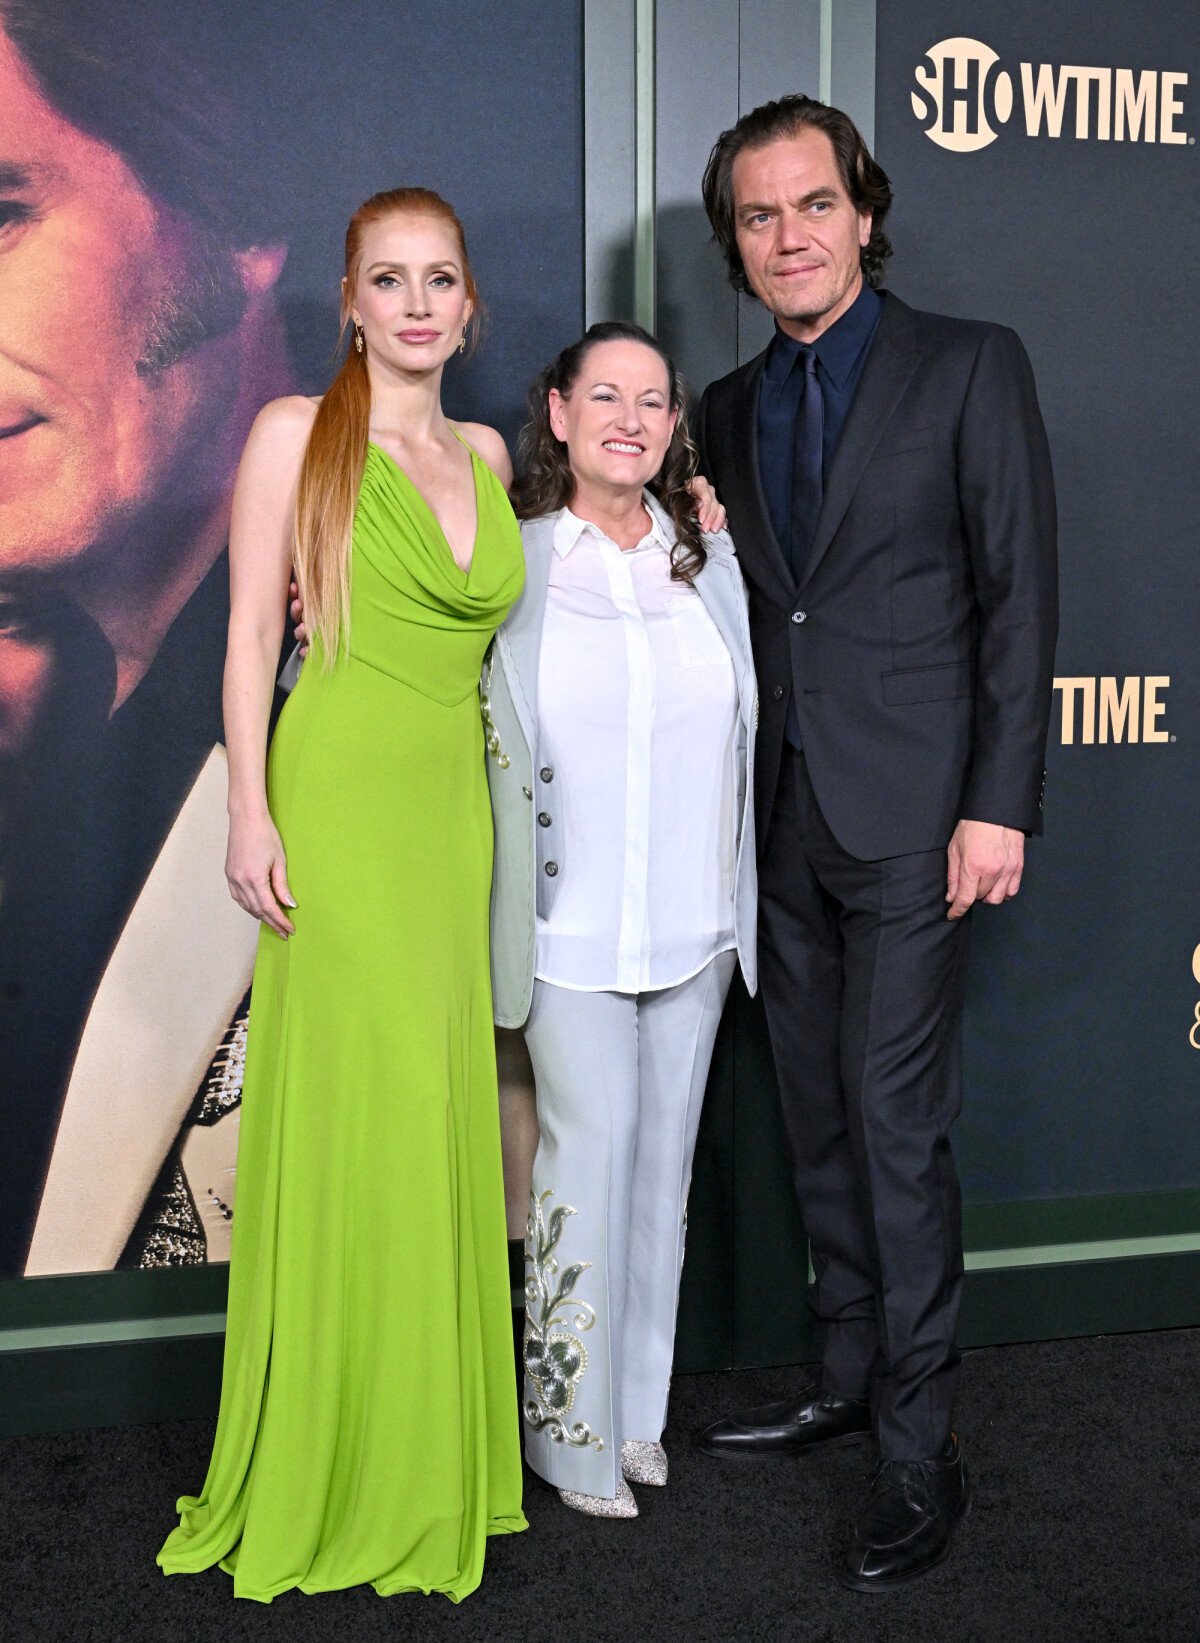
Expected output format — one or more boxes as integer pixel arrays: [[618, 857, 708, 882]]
[[534, 501, 739, 993]]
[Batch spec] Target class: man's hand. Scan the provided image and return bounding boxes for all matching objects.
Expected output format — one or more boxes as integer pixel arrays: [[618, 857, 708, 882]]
[[945, 819, 1025, 920], [687, 474, 727, 534], [289, 579, 309, 656]]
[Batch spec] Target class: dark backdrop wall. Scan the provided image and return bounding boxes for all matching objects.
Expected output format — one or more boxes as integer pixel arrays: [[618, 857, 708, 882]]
[[875, 0, 1199, 1204]]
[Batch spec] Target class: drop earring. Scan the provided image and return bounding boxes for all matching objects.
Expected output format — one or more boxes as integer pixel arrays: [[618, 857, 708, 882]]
[[458, 329, 467, 355], [354, 323, 364, 354]]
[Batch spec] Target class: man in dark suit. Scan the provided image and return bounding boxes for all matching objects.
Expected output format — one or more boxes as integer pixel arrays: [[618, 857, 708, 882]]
[[692, 96, 1057, 1590]]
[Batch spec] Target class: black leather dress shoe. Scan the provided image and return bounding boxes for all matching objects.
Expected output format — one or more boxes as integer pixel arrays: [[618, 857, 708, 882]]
[[694, 1382, 872, 1459], [837, 1434, 970, 1590]]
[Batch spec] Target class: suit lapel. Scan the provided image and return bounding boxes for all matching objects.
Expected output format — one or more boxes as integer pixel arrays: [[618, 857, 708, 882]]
[[495, 513, 555, 747], [801, 292, 921, 589], [722, 354, 797, 606], [24, 746, 258, 1275]]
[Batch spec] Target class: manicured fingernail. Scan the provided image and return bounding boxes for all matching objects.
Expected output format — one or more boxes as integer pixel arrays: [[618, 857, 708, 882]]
[[285, 896, 297, 908]]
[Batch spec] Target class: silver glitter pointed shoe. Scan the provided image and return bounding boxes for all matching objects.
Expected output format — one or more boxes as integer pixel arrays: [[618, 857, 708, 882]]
[[621, 1439, 668, 1487], [558, 1477, 639, 1518]]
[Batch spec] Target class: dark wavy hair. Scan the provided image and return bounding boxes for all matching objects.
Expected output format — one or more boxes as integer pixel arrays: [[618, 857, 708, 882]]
[[511, 322, 705, 584], [0, 0, 283, 247], [702, 94, 893, 293]]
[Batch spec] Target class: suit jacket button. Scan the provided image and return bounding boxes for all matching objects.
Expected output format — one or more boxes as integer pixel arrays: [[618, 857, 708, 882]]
[[538, 812, 552, 827], [544, 861, 559, 877], [791, 610, 807, 624], [522, 786, 533, 800], [772, 685, 784, 700], [540, 766, 554, 782]]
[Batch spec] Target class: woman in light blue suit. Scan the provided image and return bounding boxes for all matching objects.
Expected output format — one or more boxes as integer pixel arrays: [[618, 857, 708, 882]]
[[483, 323, 758, 1518]]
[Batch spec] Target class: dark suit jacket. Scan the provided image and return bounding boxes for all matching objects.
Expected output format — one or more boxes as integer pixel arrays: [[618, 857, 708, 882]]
[[697, 291, 1058, 861]]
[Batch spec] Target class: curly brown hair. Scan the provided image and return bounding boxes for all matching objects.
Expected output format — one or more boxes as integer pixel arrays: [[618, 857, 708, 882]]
[[511, 322, 706, 584], [702, 94, 893, 293]]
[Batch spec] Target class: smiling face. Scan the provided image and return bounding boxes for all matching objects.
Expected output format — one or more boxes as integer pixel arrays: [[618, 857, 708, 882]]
[[346, 213, 473, 377], [732, 126, 872, 341], [0, 27, 266, 581], [547, 339, 678, 504]]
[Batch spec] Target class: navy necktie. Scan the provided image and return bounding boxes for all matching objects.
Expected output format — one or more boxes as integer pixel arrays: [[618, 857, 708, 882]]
[[788, 345, 824, 584]]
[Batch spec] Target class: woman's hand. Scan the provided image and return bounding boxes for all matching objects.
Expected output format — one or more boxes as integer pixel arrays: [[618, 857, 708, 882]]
[[226, 811, 297, 937], [289, 580, 310, 657], [688, 474, 727, 534]]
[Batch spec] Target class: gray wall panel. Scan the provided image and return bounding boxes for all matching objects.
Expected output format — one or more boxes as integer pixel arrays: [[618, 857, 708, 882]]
[[654, 0, 741, 394], [585, 0, 639, 324], [739, 0, 823, 109], [829, 0, 876, 149], [591, 1, 872, 383], [653, 1, 829, 381], [737, 0, 826, 363]]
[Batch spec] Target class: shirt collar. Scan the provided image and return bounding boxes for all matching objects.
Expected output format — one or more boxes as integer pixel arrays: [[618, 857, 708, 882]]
[[763, 279, 882, 392], [553, 494, 674, 558]]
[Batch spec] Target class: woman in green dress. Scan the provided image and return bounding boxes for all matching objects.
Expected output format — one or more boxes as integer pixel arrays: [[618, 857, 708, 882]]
[[157, 187, 527, 1602]]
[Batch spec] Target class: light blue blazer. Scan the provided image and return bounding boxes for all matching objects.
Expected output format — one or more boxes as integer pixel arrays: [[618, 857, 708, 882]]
[[483, 494, 759, 1029]]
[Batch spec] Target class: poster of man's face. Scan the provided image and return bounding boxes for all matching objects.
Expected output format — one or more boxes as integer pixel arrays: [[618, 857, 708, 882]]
[[0, 0, 580, 1278]]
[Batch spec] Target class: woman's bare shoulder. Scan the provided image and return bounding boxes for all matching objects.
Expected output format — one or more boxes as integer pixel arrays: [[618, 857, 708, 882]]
[[453, 420, 512, 484], [250, 394, 320, 447]]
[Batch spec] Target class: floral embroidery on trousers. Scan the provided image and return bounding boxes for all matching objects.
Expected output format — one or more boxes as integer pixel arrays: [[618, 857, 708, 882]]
[[523, 1188, 605, 1451]]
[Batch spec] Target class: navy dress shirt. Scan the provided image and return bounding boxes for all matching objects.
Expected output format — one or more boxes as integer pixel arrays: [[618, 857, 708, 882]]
[[756, 279, 883, 552], [756, 280, 883, 745]]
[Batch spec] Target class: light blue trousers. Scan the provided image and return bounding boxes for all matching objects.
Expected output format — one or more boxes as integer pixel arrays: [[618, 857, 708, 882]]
[[521, 950, 736, 1498]]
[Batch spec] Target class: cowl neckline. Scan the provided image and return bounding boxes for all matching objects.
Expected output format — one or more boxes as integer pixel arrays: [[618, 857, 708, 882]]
[[358, 439, 521, 620]]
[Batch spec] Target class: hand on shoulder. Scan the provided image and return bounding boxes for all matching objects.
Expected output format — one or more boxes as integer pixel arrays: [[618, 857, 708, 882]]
[[703, 525, 736, 560], [454, 421, 513, 489]]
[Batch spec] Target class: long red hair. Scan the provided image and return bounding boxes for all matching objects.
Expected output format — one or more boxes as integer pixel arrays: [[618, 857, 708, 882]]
[[293, 187, 481, 663]]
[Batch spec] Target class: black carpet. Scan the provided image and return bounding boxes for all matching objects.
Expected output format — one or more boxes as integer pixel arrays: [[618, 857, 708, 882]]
[[2, 1329, 1198, 1643]]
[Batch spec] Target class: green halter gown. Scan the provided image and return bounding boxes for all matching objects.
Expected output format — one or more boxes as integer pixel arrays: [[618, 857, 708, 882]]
[[158, 434, 527, 1602]]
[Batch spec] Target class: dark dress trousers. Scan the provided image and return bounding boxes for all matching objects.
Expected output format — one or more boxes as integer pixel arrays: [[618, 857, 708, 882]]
[[697, 289, 1058, 1458]]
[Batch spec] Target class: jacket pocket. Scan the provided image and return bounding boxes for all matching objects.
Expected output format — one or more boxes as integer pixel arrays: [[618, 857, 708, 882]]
[[881, 661, 973, 705], [870, 423, 938, 461]]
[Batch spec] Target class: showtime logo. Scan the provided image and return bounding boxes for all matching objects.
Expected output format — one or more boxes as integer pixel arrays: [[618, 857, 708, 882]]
[[1053, 676, 1171, 745], [912, 38, 1191, 152]]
